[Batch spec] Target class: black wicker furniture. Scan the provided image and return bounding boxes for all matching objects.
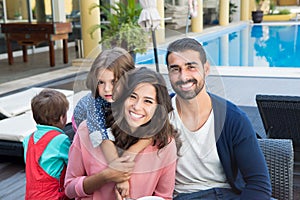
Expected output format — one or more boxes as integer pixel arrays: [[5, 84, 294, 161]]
[[258, 138, 294, 200], [256, 94, 300, 146]]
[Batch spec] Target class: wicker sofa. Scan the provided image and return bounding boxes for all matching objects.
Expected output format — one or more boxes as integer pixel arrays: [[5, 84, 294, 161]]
[[258, 138, 294, 200]]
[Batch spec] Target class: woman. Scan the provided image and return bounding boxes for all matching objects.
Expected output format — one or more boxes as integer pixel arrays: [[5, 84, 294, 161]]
[[72, 47, 153, 196], [65, 67, 181, 199]]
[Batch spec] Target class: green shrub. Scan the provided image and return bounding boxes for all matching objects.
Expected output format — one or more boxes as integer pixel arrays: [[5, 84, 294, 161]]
[[88, 0, 148, 54], [278, 9, 291, 15]]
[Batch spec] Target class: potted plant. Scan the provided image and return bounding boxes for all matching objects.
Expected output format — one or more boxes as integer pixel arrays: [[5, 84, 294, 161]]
[[252, 0, 264, 23], [89, 0, 148, 57], [14, 11, 22, 20]]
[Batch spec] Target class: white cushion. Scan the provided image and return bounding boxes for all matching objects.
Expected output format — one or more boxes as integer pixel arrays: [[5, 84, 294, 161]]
[[0, 87, 74, 118], [0, 89, 89, 142]]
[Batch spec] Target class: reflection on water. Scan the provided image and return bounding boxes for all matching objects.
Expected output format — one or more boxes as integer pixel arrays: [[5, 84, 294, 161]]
[[253, 25, 300, 67], [136, 24, 300, 68], [204, 24, 300, 67]]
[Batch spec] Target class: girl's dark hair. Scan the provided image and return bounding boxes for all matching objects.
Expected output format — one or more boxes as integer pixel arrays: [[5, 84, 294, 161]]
[[31, 89, 69, 127], [106, 67, 182, 154], [86, 47, 135, 98]]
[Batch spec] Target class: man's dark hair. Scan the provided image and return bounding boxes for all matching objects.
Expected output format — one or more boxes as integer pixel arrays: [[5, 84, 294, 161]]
[[166, 38, 207, 66]]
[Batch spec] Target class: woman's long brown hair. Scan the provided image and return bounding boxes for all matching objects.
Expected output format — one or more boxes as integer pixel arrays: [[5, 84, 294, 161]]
[[106, 67, 182, 155]]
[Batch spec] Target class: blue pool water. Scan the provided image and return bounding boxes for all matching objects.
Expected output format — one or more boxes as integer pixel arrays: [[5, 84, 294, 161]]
[[136, 23, 300, 68]]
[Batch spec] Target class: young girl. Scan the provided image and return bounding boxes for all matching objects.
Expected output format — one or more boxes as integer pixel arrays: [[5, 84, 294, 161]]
[[72, 47, 152, 197], [23, 89, 70, 199], [72, 47, 135, 135], [65, 67, 181, 199]]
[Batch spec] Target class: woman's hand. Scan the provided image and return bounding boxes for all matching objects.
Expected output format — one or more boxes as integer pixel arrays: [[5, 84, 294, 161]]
[[106, 156, 135, 183], [83, 156, 134, 195]]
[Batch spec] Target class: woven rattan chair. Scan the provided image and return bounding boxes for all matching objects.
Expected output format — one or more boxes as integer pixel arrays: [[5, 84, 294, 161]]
[[256, 94, 300, 146], [258, 139, 294, 200]]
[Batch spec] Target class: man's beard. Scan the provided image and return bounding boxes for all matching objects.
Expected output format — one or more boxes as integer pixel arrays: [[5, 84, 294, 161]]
[[171, 79, 205, 100]]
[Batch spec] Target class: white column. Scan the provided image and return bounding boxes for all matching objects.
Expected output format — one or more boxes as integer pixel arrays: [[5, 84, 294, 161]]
[[53, 0, 66, 22], [240, 26, 249, 66], [53, 0, 66, 48], [220, 34, 229, 66]]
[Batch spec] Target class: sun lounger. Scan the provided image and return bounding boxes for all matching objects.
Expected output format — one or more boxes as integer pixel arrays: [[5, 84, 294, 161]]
[[0, 87, 74, 118], [0, 89, 89, 157]]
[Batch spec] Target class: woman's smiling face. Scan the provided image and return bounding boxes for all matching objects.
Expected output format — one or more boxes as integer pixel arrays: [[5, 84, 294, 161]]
[[124, 83, 157, 132]]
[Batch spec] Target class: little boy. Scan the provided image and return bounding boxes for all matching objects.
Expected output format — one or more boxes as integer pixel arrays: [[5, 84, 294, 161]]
[[23, 88, 70, 199]]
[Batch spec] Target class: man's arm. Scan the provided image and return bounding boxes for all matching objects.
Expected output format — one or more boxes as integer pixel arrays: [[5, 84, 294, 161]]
[[232, 112, 272, 198]]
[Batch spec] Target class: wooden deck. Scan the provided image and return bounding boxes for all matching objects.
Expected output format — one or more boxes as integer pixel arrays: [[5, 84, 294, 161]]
[[0, 155, 25, 199]]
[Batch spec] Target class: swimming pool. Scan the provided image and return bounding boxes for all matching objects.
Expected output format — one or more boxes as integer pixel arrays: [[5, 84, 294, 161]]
[[136, 22, 300, 68]]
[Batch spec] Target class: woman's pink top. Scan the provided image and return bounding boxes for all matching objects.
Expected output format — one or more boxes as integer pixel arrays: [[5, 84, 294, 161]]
[[64, 121, 178, 200]]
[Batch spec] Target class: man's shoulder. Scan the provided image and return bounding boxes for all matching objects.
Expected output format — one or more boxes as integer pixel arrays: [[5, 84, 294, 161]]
[[209, 93, 251, 132], [210, 93, 240, 113]]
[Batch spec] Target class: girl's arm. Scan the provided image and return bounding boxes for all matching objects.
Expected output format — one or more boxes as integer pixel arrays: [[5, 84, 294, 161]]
[[101, 139, 119, 163], [122, 138, 153, 161], [101, 138, 153, 162]]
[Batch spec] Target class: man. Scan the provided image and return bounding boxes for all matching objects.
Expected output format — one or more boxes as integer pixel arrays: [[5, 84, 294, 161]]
[[166, 38, 272, 199]]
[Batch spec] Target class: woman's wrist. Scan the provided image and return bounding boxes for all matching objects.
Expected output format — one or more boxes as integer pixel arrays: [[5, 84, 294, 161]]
[[100, 168, 113, 184]]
